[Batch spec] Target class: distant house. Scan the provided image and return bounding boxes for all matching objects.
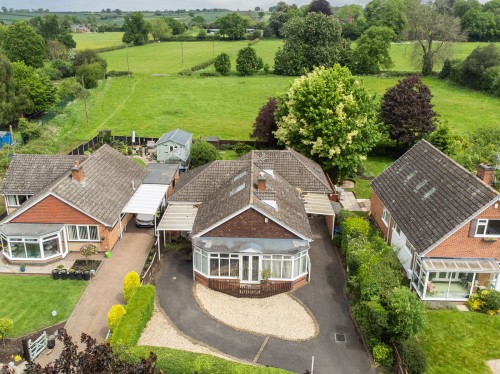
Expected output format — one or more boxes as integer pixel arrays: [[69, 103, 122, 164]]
[[158, 149, 336, 295], [0, 131, 12, 149], [70, 24, 90, 33], [155, 129, 192, 166], [0, 145, 148, 264], [370, 140, 500, 301]]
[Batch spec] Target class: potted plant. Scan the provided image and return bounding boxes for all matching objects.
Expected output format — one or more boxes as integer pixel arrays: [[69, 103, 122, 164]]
[[75, 270, 83, 280], [59, 269, 69, 280], [83, 270, 91, 281], [261, 268, 272, 284], [19, 264, 26, 272], [68, 269, 76, 280], [52, 269, 60, 280]]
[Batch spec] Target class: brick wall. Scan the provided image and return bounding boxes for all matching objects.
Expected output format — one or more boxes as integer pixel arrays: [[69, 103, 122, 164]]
[[370, 192, 392, 243], [427, 203, 500, 259], [205, 208, 300, 239]]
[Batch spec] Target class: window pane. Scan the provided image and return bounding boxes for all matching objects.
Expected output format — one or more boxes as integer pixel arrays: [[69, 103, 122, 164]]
[[6, 196, 17, 206], [78, 226, 89, 240], [293, 256, 300, 278], [220, 257, 230, 277], [201, 253, 208, 275], [486, 220, 500, 236], [26, 240, 41, 258], [43, 237, 60, 257], [272, 258, 282, 278], [476, 222, 487, 235], [10, 241, 26, 258], [194, 250, 202, 272], [67, 225, 78, 240], [89, 226, 99, 241], [283, 260, 292, 279], [301, 255, 308, 274], [210, 258, 219, 276], [18, 195, 28, 205], [230, 258, 239, 277]]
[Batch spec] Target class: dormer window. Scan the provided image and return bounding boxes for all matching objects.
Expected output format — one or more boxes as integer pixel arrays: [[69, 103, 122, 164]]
[[5, 195, 32, 207], [475, 219, 500, 237]]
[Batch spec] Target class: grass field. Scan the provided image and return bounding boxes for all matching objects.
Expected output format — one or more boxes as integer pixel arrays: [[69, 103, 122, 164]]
[[73, 32, 124, 50], [419, 310, 500, 374], [0, 275, 87, 337]]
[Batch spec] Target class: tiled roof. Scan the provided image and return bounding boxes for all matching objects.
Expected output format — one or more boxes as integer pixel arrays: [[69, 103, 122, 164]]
[[371, 140, 499, 254], [239, 149, 332, 193], [1, 154, 86, 194], [156, 128, 192, 146], [4, 145, 148, 226]]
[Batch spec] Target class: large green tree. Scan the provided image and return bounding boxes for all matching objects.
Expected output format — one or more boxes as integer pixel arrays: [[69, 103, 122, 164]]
[[307, 0, 332, 16], [0, 53, 18, 126], [29, 14, 76, 48], [275, 65, 381, 178], [406, 1, 466, 75], [274, 12, 344, 76], [164, 17, 186, 35], [385, 287, 426, 340], [3, 22, 46, 68], [149, 18, 173, 41], [268, 1, 298, 38], [190, 141, 218, 168], [365, 0, 408, 39], [216, 12, 249, 40], [122, 12, 150, 45], [350, 26, 395, 74]]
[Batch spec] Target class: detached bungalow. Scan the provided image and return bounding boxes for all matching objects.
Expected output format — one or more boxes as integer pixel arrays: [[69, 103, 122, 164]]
[[0, 145, 148, 264], [370, 140, 500, 301]]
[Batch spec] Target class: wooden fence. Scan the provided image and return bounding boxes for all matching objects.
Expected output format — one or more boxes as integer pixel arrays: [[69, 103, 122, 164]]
[[141, 249, 161, 285], [209, 279, 291, 298], [393, 342, 407, 374]]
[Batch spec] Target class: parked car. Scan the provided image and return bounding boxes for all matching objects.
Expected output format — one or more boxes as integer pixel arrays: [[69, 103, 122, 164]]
[[135, 213, 155, 228]]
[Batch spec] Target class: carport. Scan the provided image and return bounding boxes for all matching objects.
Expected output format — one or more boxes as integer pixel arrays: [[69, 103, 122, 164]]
[[302, 193, 336, 238], [122, 184, 169, 228], [157, 203, 198, 245]]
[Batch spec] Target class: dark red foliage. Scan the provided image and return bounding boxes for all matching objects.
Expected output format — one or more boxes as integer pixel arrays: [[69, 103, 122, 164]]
[[380, 75, 438, 150], [250, 97, 279, 148]]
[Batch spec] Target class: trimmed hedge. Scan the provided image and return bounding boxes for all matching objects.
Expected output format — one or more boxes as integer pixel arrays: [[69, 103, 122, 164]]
[[110, 285, 155, 346], [106, 70, 132, 77], [122, 345, 292, 374]]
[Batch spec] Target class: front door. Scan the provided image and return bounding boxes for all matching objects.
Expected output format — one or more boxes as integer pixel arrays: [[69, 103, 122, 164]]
[[241, 255, 260, 283]]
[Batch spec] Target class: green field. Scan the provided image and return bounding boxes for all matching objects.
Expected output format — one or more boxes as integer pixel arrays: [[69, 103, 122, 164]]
[[73, 32, 124, 50], [0, 275, 87, 337]]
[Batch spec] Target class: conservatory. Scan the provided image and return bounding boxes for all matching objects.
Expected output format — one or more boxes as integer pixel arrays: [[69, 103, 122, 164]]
[[412, 256, 500, 301], [0, 223, 67, 262]]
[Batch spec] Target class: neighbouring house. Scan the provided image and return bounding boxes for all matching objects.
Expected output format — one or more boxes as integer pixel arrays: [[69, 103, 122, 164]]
[[370, 140, 500, 301], [70, 24, 90, 33], [0, 131, 13, 149], [155, 129, 192, 167], [158, 149, 336, 295], [0, 145, 148, 264]]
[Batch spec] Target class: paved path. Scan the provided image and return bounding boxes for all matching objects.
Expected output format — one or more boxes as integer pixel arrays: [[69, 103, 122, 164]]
[[36, 225, 154, 366], [156, 217, 375, 374]]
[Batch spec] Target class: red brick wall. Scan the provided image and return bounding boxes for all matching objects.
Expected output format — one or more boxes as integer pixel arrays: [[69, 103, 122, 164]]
[[292, 274, 308, 289], [12, 195, 98, 225], [370, 192, 392, 243], [427, 203, 500, 259], [195, 272, 209, 287], [204, 208, 300, 239]]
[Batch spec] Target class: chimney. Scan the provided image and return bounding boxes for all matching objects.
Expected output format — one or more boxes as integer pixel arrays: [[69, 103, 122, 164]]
[[71, 160, 84, 183], [476, 164, 495, 186], [258, 173, 266, 192]]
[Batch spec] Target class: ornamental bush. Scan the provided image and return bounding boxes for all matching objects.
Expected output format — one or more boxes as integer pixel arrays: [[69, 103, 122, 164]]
[[123, 271, 141, 303], [340, 217, 370, 254], [0, 318, 13, 342], [467, 289, 500, 315], [214, 53, 231, 75], [385, 287, 426, 340], [236, 46, 263, 76], [108, 304, 126, 331], [372, 343, 393, 367], [397, 338, 427, 374]]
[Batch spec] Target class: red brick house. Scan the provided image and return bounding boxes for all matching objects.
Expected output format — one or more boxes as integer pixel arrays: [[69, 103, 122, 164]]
[[370, 140, 500, 301], [0, 145, 148, 264], [162, 149, 336, 294]]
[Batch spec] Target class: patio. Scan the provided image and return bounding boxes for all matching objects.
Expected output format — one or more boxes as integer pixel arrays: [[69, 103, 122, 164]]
[[0, 252, 86, 275]]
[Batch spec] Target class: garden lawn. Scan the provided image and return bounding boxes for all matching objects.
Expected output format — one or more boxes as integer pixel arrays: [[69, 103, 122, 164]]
[[73, 32, 124, 50], [419, 310, 500, 374], [344, 156, 395, 199], [0, 275, 87, 338]]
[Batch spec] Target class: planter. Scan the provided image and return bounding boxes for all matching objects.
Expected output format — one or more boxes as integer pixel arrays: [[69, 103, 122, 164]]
[[19, 265, 26, 272], [75, 270, 83, 280], [68, 270, 76, 280], [47, 337, 56, 349], [59, 269, 69, 280], [52, 269, 60, 280], [83, 271, 91, 281]]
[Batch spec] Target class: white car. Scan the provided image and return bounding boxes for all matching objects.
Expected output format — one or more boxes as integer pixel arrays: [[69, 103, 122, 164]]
[[135, 213, 155, 228]]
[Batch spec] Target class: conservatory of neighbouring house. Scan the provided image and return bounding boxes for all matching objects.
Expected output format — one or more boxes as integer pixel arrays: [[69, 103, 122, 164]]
[[0, 223, 68, 262], [412, 256, 500, 301]]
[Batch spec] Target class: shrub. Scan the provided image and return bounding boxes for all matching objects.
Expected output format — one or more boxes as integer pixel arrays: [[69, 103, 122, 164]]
[[372, 343, 393, 367], [438, 59, 452, 79], [190, 141, 218, 168], [178, 69, 192, 76], [110, 285, 155, 346], [106, 70, 132, 77], [107, 304, 126, 331], [58, 77, 85, 100], [0, 318, 13, 342], [51, 59, 74, 78], [340, 216, 370, 254], [233, 142, 253, 156], [236, 45, 263, 76], [190, 58, 216, 72], [385, 287, 426, 340], [76, 62, 105, 89], [353, 299, 389, 348], [467, 289, 500, 315], [39, 66, 62, 80], [18, 118, 42, 144], [123, 271, 141, 303], [397, 338, 427, 374], [214, 52, 231, 75], [200, 72, 219, 77]]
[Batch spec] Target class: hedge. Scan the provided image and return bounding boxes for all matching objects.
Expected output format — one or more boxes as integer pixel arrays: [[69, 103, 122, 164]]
[[110, 285, 155, 346], [122, 345, 293, 374]]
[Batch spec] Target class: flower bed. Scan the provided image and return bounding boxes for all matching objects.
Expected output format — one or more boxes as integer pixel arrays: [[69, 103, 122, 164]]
[[70, 259, 101, 273]]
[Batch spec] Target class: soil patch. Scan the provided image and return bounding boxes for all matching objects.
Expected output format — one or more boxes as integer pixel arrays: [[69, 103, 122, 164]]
[[70, 260, 101, 272]]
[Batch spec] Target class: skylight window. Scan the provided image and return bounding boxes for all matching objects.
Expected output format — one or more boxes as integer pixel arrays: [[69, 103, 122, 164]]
[[230, 183, 245, 196], [263, 200, 278, 210], [233, 171, 247, 182], [422, 187, 436, 199], [413, 179, 428, 192]]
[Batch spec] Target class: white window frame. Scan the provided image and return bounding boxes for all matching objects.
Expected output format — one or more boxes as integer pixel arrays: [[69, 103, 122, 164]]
[[475, 219, 500, 238], [66, 225, 99, 242], [382, 207, 391, 227], [5, 194, 32, 207], [393, 222, 401, 237]]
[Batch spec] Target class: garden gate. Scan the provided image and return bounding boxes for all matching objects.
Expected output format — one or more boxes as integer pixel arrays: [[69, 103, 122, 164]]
[[22, 331, 48, 362]]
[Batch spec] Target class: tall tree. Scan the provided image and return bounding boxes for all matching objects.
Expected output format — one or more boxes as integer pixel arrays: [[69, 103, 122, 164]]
[[0, 53, 18, 126], [251, 98, 278, 147], [29, 14, 76, 48], [380, 75, 438, 149], [274, 12, 344, 76], [122, 12, 150, 45], [268, 1, 298, 38], [164, 17, 186, 35], [350, 26, 395, 74], [275, 65, 381, 178], [216, 12, 249, 40], [3, 22, 46, 68], [307, 0, 332, 16], [190, 141, 218, 168], [406, 1, 467, 75], [365, 0, 408, 39], [148, 18, 173, 41]]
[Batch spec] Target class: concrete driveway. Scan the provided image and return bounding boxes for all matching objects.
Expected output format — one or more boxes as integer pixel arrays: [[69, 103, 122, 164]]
[[156, 217, 375, 373]]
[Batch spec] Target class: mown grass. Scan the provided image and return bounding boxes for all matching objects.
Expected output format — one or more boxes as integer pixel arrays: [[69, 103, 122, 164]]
[[419, 310, 500, 374], [73, 32, 125, 50], [0, 275, 87, 337], [344, 156, 395, 199]]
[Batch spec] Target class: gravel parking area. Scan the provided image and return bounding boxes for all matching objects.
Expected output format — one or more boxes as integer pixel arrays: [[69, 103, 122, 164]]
[[194, 284, 317, 340], [138, 303, 235, 360]]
